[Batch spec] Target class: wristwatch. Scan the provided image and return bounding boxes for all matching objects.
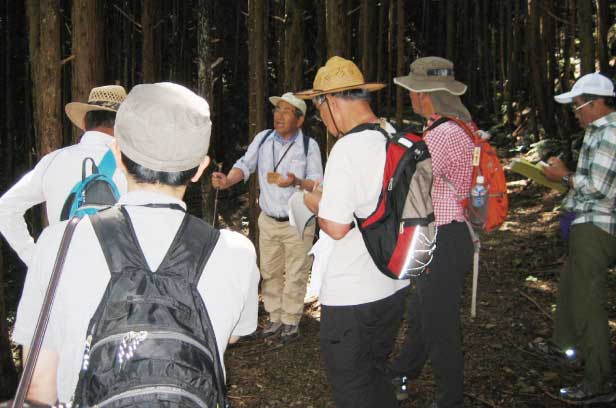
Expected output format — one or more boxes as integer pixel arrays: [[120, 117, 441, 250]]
[[561, 175, 570, 188]]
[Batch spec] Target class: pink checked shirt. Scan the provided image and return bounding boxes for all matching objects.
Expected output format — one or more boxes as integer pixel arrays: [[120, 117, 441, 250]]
[[424, 116, 475, 226]]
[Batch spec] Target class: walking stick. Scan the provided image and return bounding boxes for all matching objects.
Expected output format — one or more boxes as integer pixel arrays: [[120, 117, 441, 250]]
[[212, 162, 223, 226], [10, 217, 81, 408]]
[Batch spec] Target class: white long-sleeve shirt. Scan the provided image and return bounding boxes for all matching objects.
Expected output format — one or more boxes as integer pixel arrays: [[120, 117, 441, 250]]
[[0, 131, 127, 267]]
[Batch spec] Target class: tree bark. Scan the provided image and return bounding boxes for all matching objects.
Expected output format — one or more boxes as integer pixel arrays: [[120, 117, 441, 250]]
[[71, 0, 103, 142], [326, 0, 348, 58], [325, 0, 347, 153], [446, 0, 455, 61], [395, 0, 405, 128], [248, 0, 267, 245], [142, 0, 157, 83], [376, 0, 389, 112], [0, 0, 18, 396], [360, 0, 376, 84], [27, 0, 62, 159], [283, 0, 305, 91], [197, 0, 217, 224], [577, 0, 595, 75], [596, 0, 609, 74]]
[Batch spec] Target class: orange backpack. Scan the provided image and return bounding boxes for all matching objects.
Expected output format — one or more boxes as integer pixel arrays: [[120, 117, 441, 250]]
[[432, 116, 508, 232]]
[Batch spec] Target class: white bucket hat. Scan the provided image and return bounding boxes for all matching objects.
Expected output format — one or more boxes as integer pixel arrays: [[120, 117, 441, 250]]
[[269, 92, 307, 116], [115, 83, 211, 172], [554, 72, 615, 104]]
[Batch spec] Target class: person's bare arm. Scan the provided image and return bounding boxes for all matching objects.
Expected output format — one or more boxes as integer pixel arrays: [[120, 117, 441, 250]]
[[211, 167, 246, 190], [319, 218, 352, 240], [22, 347, 59, 405]]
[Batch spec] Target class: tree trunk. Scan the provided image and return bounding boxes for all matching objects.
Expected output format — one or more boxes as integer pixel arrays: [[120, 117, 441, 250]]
[[283, 0, 305, 91], [197, 0, 217, 224], [142, 0, 156, 83], [248, 0, 267, 245], [71, 0, 103, 142], [27, 0, 62, 159], [376, 0, 389, 112], [0, 0, 18, 395], [387, 0, 395, 116], [596, 0, 609, 75], [577, 0, 595, 75], [445, 0, 455, 61], [325, 0, 347, 153], [326, 0, 348, 58], [527, 0, 555, 138], [395, 0, 405, 128], [360, 0, 376, 84]]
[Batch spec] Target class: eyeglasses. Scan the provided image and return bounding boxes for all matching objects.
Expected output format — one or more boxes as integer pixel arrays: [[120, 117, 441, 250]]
[[313, 96, 327, 123], [573, 100, 593, 112], [272, 107, 297, 116]]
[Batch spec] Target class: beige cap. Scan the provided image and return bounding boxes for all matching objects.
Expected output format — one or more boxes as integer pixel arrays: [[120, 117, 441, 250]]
[[65, 85, 127, 130], [115, 82, 211, 172], [269, 92, 307, 115], [394, 57, 467, 96], [294, 56, 385, 99]]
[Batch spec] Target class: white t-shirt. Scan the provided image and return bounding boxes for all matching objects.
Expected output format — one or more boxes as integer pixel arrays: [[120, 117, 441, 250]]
[[12, 190, 260, 403], [318, 126, 409, 306], [0, 131, 128, 267]]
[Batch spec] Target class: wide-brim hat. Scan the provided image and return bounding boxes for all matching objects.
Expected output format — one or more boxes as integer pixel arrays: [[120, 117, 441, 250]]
[[294, 56, 385, 100], [394, 56, 467, 96], [269, 92, 307, 115], [65, 85, 127, 130], [554, 72, 615, 104]]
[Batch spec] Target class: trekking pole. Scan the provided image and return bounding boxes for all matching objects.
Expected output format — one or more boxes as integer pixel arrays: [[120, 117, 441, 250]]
[[212, 162, 223, 227]]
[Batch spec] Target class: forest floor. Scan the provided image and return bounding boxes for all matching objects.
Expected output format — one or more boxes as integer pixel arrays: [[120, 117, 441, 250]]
[[219, 174, 616, 407]]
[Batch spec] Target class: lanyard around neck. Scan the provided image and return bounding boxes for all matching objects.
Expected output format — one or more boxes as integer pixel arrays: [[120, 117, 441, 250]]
[[272, 138, 296, 173]]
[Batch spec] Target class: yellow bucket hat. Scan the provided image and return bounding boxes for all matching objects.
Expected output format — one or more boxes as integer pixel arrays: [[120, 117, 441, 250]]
[[295, 56, 385, 100]]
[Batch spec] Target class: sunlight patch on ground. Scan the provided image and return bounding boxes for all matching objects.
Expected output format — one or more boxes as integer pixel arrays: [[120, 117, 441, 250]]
[[524, 278, 556, 294]]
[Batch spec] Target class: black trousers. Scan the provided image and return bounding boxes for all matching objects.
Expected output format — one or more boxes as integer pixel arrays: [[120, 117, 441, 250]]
[[320, 288, 406, 408], [390, 221, 473, 408]]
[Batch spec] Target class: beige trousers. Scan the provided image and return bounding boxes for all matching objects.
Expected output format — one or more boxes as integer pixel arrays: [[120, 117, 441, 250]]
[[258, 212, 315, 325]]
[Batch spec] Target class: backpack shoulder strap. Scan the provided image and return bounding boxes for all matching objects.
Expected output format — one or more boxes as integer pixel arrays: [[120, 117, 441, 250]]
[[89, 206, 151, 274], [437, 115, 479, 144], [346, 122, 391, 140], [168, 214, 220, 284], [257, 129, 276, 150], [303, 132, 310, 157]]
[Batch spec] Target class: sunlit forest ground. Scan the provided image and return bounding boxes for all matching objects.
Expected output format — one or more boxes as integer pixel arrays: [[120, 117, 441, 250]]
[[220, 167, 616, 408]]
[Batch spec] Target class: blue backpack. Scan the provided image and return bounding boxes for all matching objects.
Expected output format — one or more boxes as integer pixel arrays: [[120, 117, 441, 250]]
[[60, 149, 120, 220]]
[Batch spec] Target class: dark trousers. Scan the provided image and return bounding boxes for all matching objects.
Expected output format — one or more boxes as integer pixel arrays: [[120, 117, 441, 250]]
[[552, 222, 616, 393], [320, 288, 406, 408], [390, 221, 473, 408]]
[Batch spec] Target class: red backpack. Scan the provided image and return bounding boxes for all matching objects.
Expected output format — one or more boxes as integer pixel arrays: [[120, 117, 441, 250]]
[[353, 123, 437, 280], [430, 116, 508, 232]]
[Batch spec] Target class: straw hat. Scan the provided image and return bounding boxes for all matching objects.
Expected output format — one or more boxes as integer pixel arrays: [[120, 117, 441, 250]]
[[394, 57, 467, 96], [294, 56, 385, 99], [65, 85, 127, 130]]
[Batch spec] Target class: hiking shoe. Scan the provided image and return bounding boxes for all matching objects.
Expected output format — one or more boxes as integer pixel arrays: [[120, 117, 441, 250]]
[[528, 339, 582, 367], [280, 324, 300, 344], [259, 320, 283, 339], [392, 376, 409, 401], [559, 383, 616, 404]]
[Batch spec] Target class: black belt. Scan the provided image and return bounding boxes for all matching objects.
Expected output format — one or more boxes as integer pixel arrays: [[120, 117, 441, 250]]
[[268, 214, 289, 222]]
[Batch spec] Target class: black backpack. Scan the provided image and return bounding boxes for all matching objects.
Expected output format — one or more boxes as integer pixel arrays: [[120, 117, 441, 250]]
[[72, 206, 227, 408], [353, 123, 437, 280]]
